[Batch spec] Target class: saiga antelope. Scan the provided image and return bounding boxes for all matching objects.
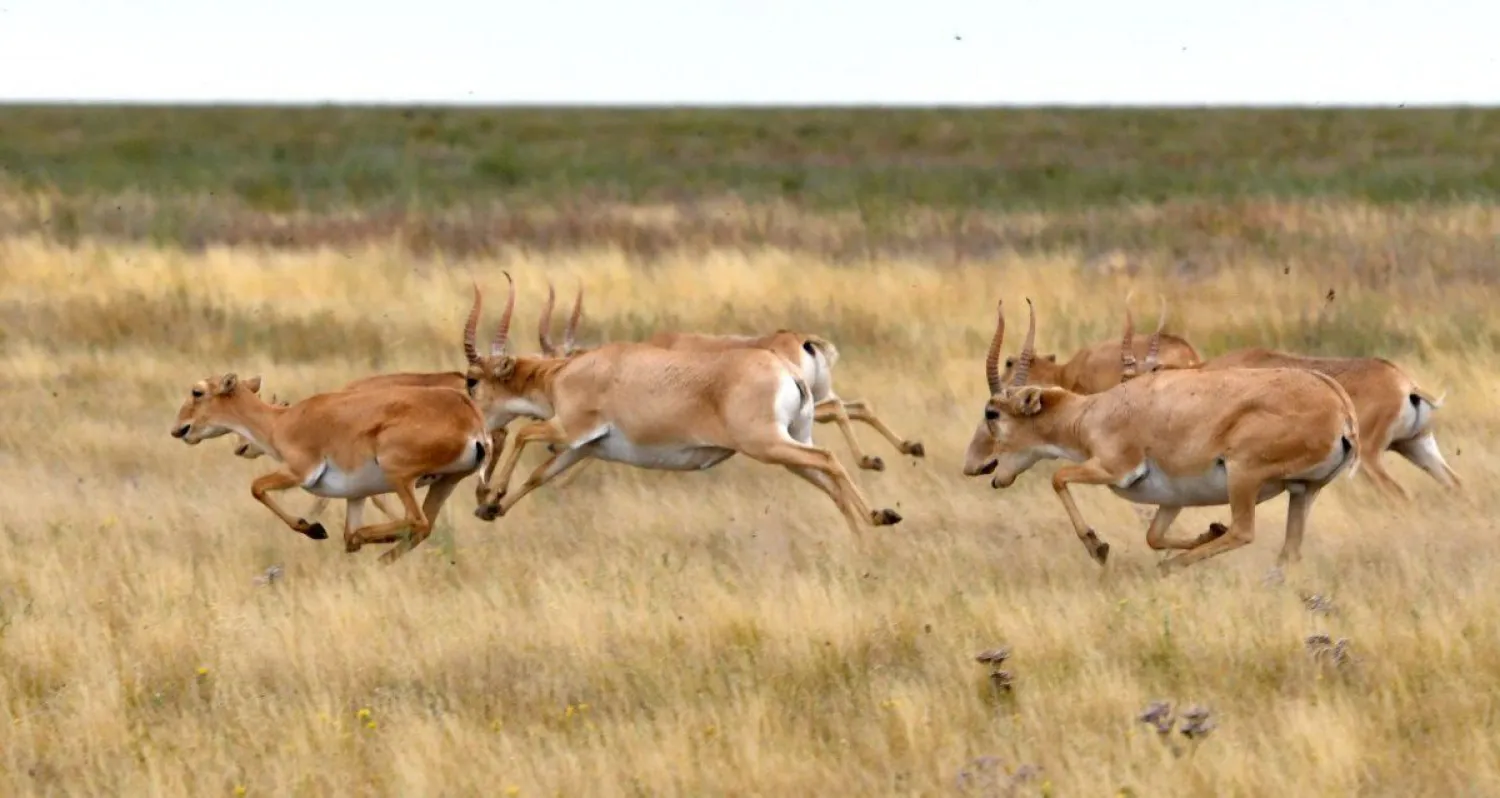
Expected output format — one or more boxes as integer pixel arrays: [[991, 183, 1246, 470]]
[[1158, 348, 1460, 501], [461, 278, 904, 535], [533, 279, 925, 473], [995, 293, 1203, 394], [226, 277, 527, 515], [962, 299, 1361, 574], [170, 373, 492, 564]]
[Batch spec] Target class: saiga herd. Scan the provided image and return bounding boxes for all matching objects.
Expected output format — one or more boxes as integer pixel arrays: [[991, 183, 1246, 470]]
[[169, 273, 1461, 574]]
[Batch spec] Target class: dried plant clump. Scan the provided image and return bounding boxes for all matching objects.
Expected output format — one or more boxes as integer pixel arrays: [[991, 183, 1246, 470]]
[[1300, 591, 1337, 615], [975, 647, 1015, 694], [1136, 701, 1216, 755], [954, 756, 1043, 797], [253, 564, 284, 587], [1306, 634, 1354, 669]]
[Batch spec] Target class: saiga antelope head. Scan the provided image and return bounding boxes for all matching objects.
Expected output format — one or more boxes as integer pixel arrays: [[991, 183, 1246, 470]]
[[962, 298, 1071, 487], [170, 373, 265, 445]]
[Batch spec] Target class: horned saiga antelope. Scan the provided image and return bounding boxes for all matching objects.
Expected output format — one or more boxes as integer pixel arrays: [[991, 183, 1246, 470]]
[[962, 299, 1361, 574], [995, 293, 1203, 394], [532, 279, 925, 472], [169, 373, 491, 564], [461, 279, 904, 536]]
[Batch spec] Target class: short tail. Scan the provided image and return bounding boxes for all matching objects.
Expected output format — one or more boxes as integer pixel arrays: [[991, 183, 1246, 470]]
[[801, 334, 841, 369], [1340, 424, 1361, 480]]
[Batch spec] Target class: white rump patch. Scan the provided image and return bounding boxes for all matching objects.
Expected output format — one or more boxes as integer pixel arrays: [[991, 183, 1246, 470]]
[[774, 372, 814, 445]]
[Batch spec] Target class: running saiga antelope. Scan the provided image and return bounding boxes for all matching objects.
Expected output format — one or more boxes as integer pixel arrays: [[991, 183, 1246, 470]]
[[529, 278, 926, 480], [1158, 347, 1460, 501], [996, 293, 1203, 394], [962, 299, 1361, 574], [169, 373, 492, 563], [227, 277, 527, 513], [533, 278, 924, 471], [642, 324, 924, 473], [461, 279, 904, 535]]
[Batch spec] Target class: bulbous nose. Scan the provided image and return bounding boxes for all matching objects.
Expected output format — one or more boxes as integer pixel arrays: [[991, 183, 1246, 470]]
[[963, 458, 998, 477], [171, 424, 190, 439]]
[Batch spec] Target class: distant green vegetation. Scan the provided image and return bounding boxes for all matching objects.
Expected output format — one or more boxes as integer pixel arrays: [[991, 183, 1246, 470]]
[[2, 105, 1499, 213]]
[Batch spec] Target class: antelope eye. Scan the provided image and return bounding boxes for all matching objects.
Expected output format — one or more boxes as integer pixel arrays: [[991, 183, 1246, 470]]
[[465, 376, 479, 389], [984, 407, 1000, 421], [191, 388, 205, 399]]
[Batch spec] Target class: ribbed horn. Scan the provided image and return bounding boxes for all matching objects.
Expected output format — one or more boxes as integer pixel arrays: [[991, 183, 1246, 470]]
[[1120, 289, 1138, 382], [984, 300, 1005, 395], [1011, 298, 1037, 386], [537, 279, 557, 357], [489, 271, 515, 356], [563, 279, 584, 355], [1144, 294, 1167, 373], [462, 281, 483, 365]]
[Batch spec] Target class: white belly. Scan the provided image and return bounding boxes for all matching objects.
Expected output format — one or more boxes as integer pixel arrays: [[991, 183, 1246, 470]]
[[1108, 459, 1287, 507], [303, 460, 394, 499], [301, 440, 483, 498], [586, 432, 736, 471]]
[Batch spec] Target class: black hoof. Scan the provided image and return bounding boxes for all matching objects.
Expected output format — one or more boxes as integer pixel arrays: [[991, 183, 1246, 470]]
[[860, 456, 887, 472], [904, 441, 926, 458], [1083, 528, 1109, 565], [301, 521, 328, 540], [474, 504, 501, 522], [874, 508, 903, 526], [1200, 522, 1229, 544]]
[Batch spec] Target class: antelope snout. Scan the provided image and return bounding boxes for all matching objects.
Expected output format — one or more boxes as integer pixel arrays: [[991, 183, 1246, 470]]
[[171, 424, 191, 439], [991, 472, 1017, 489], [963, 458, 998, 478]]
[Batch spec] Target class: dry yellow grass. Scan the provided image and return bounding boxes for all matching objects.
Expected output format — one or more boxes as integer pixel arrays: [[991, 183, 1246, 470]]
[[2, 204, 1499, 796]]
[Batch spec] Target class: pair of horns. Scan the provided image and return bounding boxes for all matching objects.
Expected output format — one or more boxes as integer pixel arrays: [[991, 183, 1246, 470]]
[[537, 279, 584, 357], [462, 272, 516, 365], [1120, 292, 1167, 382], [985, 298, 1037, 395]]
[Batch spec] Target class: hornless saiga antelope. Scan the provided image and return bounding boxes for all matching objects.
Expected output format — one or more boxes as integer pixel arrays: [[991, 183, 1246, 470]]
[[1158, 347, 1461, 501], [961, 299, 1362, 575], [226, 275, 528, 516], [996, 293, 1204, 394], [531, 279, 926, 473], [461, 277, 904, 536], [170, 373, 492, 564]]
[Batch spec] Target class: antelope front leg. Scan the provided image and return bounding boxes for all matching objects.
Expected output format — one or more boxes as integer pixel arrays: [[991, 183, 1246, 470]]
[[476, 420, 569, 519], [472, 428, 509, 504], [478, 446, 594, 521], [840, 398, 925, 458], [250, 470, 329, 541], [1050, 459, 1126, 565], [812, 397, 885, 471]]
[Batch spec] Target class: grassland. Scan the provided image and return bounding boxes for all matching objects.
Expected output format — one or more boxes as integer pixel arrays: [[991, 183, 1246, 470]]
[[2, 106, 1500, 795]]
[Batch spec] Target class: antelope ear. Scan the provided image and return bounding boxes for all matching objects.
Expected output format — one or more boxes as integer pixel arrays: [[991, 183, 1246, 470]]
[[493, 357, 517, 380], [217, 373, 239, 395], [245, 375, 262, 394], [1003, 386, 1048, 417]]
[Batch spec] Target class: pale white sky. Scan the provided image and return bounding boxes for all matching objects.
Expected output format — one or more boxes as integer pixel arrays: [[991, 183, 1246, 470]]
[[0, 0, 1495, 105]]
